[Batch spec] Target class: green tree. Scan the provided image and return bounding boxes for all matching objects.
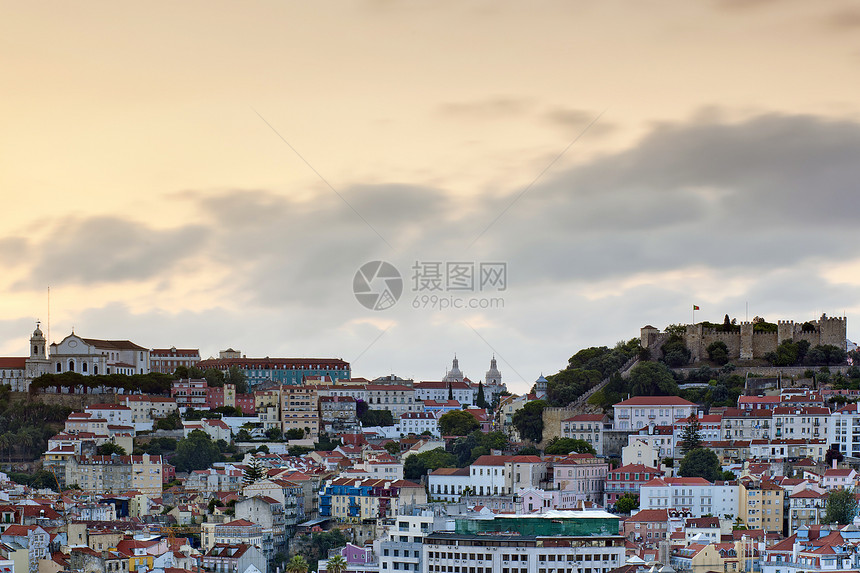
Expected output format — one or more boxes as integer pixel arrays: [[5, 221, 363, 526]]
[[439, 410, 479, 436], [476, 381, 489, 409], [243, 457, 265, 485], [171, 430, 223, 472], [706, 341, 729, 366], [226, 366, 248, 394], [615, 493, 639, 513], [825, 488, 858, 525], [327, 556, 348, 573], [679, 414, 703, 456], [678, 448, 721, 482], [512, 400, 546, 443], [359, 409, 395, 427], [661, 334, 691, 367], [720, 471, 736, 481], [266, 427, 284, 441], [384, 441, 400, 455], [96, 443, 127, 456], [403, 448, 458, 481], [448, 382, 454, 401], [629, 362, 680, 396], [287, 555, 310, 573], [546, 368, 603, 406], [544, 437, 596, 455], [204, 368, 225, 387], [284, 428, 304, 440]]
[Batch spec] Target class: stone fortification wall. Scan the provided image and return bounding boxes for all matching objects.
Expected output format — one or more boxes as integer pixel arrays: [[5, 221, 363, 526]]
[[643, 315, 846, 362]]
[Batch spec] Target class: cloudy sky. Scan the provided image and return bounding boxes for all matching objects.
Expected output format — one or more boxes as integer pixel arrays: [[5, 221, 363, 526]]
[[3, 1, 860, 394]]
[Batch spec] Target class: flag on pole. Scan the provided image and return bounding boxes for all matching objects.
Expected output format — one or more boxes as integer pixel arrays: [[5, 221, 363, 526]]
[[693, 305, 700, 310]]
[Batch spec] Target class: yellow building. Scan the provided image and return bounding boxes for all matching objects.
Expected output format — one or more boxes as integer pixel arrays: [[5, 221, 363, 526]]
[[739, 478, 784, 533], [281, 385, 319, 437]]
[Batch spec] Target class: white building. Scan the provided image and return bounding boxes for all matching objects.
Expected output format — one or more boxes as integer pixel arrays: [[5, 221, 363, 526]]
[[829, 402, 860, 457], [50, 332, 150, 376], [613, 396, 696, 431], [396, 412, 439, 437], [640, 477, 740, 520], [561, 414, 606, 454], [772, 406, 830, 441], [423, 530, 625, 573], [428, 468, 471, 501]]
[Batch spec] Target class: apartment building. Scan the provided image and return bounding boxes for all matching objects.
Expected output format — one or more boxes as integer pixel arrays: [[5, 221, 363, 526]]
[[65, 454, 163, 494], [739, 478, 784, 533], [639, 477, 740, 520], [365, 384, 419, 416], [149, 347, 200, 374], [613, 396, 696, 431], [548, 454, 607, 504], [561, 414, 607, 454], [604, 464, 663, 508], [281, 385, 320, 437], [122, 395, 177, 431]]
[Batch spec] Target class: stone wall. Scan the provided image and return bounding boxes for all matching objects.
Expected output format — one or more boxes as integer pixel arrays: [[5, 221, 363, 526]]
[[643, 315, 847, 363], [10, 391, 118, 410], [541, 406, 576, 445]]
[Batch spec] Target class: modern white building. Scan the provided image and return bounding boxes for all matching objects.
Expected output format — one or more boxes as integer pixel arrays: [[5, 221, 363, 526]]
[[639, 477, 740, 520], [423, 531, 626, 573], [396, 412, 439, 437], [829, 402, 860, 457]]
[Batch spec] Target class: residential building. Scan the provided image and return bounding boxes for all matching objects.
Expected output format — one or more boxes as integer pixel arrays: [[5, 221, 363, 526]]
[[235, 497, 286, 563], [281, 385, 320, 437], [720, 408, 773, 441], [395, 412, 439, 437], [639, 477, 740, 520], [414, 381, 473, 406], [761, 527, 860, 573], [561, 414, 607, 454], [621, 440, 660, 468], [320, 395, 359, 434], [201, 544, 267, 573], [604, 464, 663, 508], [788, 488, 826, 532], [364, 384, 419, 416], [822, 467, 857, 490], [121, 395, 177, 431], [551, 454, 609, 504], [428, 468, 470, 501], [171, 378, 209, 409], [380, 512, 442, 573], [772, 406, 830, 440], [612, 396, 696, 431], [149, 347, 200, 374], [65, 454, 163, 494], [319, 478, 426, 522], [739, 478, 784, 533], [627, 425, 675, 459]]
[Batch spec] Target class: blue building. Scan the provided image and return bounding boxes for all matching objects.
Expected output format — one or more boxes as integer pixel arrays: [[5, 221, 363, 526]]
[[197, 357, 350, 388]]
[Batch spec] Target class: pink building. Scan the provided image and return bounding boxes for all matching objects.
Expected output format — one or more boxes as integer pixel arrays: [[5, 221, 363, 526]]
[[551, 454, 609, 504]]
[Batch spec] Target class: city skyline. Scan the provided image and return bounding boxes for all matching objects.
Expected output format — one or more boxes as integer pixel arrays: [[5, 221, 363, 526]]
[[3, 1, 860, 394]]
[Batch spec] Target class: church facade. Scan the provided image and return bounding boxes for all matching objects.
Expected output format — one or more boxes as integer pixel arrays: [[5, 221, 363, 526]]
[[0, 323, 150, 392]]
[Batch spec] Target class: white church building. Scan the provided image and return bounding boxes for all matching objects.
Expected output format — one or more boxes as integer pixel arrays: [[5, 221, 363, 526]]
[[0, 323, 150, 391]]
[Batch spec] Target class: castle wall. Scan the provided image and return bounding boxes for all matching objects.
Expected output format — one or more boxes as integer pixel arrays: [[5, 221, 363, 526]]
[[699, 330, 742, 359], [673, 315, 846, 363], [752, 331, 778, 357]]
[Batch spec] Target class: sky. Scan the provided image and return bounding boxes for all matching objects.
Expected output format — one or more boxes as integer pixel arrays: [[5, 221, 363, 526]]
[[3, 1, 860, 395]]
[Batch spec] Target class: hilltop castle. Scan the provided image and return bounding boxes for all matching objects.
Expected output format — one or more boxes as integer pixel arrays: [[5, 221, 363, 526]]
[[640, 314, 847, 362]]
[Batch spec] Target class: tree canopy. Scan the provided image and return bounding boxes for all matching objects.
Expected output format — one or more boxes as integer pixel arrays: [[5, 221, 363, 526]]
[[439, 410, 480, 436], [403, 448, 458, 481], [679, 414, 703, 456], [615, 493, 639, 513], [629, 362, 680, 396], [512, 400, 547, 443], [825, 488, 858, 525], [171, 430, 223, 473], [678, 448, 721, 482], [544, 437, 596, 456]]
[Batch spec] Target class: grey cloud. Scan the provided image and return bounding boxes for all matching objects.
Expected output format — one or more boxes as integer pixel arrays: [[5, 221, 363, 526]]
[[543, 107, 615, 136], [0, 237, 30, 265], [474, 112, 860, 284], [19, 216, 209, 288]]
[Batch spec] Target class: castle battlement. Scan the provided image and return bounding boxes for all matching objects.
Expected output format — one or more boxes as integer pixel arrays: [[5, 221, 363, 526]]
[[642, 314, 847, 363]]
